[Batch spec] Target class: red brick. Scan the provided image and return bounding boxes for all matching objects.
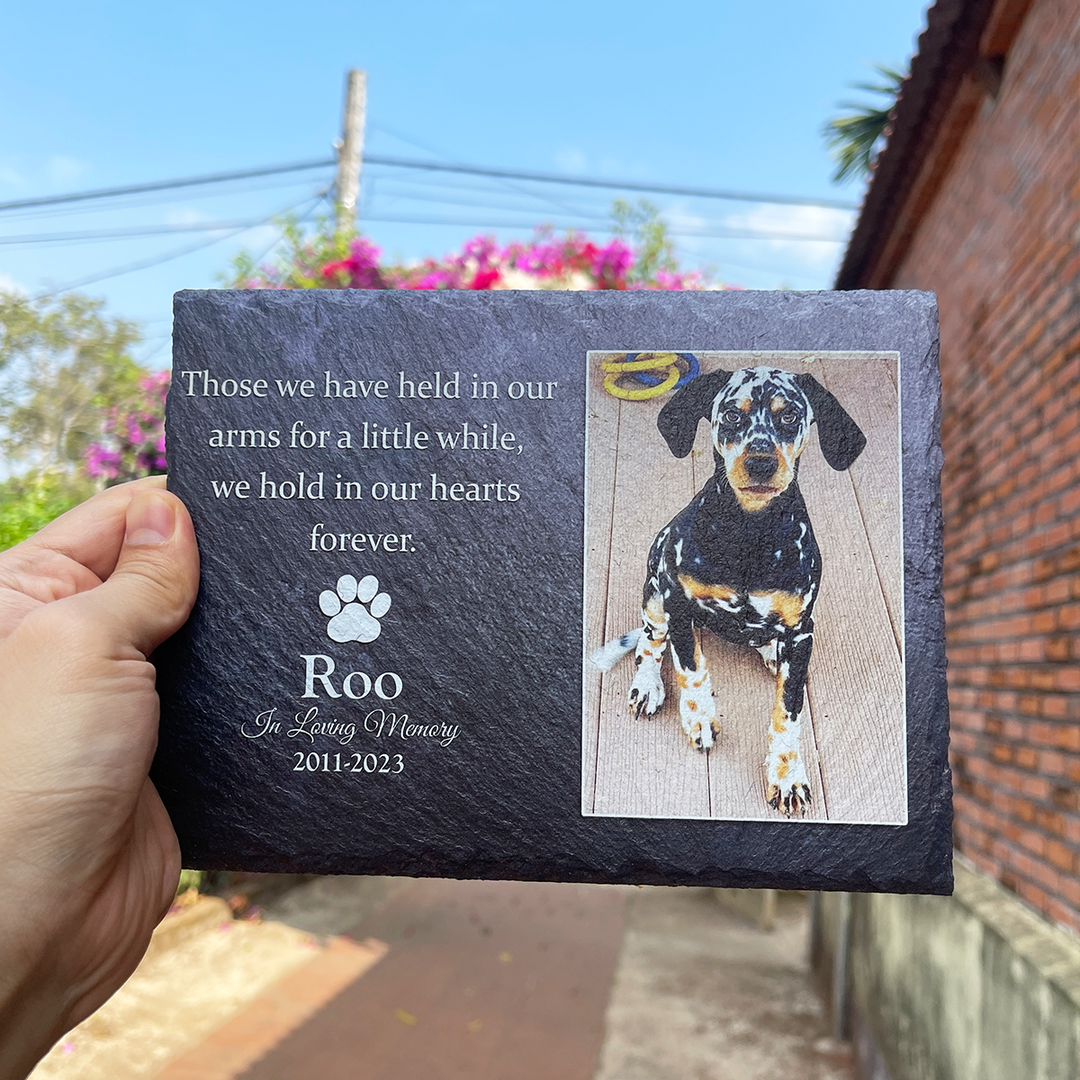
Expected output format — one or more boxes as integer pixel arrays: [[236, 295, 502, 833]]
[[1028, 722, 1058, 746], [1015, 881, 1048, 913], [1030, 669, 1058, 692], [1038, 695, 1067, 718], [884, 0, 1079, 926], [1034, 808, 1064, 835], [991, 744, 1014, 765], [1046, 899, 1080, 934], [1015, 747, 1039, 770], [1046, 840, 1078, 873], [1045, 636, 1072, 661], [1054, 666, 1080, 692], [1058, 725, 1080, 753], [1019, 830, 1047, 857], [1061, 875, 1080, 909], [1052, 785, 1080, 811]]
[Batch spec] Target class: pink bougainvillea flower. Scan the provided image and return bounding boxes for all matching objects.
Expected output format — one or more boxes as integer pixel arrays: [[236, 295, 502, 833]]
[[463, 236, 499, 264], [87, 224, 727, 485], [470, 268, 501, 290], [84, 444, 122, 480], [82, 372, 169, 483]]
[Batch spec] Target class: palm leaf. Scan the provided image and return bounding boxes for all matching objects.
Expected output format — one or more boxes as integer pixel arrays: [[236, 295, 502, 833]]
[[822, 64, 907, 184]]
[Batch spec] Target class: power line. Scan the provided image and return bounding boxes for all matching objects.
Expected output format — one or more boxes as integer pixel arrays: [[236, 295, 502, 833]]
[[365, 156, 860, 210], [361, 178, 602, 217], [361, 213, 847, 242], [2, 213, 847, 248], [0, 155, 858, 216], [239, 188, 335, 272], [134, 328, 176, 365], [32, 226, 258, 299], [365, 179, 851, 237], [0, 214, 323, 247], [33, 188, 327, 299], [0, 173, 334, 224], [0, 159, 335, 213], [368, 120, 594, 220]]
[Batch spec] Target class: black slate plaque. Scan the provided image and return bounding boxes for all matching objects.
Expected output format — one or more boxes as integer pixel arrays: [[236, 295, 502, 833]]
[[156, 288, 951, 893]]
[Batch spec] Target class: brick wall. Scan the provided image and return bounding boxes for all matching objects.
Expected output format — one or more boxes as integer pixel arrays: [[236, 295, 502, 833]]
[[889, 0, 1079, 931]]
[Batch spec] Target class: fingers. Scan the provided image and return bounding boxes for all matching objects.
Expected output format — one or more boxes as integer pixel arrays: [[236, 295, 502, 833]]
[[65, 488, 200, 658], [0, 480, 181, 643], [1, 477, 169, 587]]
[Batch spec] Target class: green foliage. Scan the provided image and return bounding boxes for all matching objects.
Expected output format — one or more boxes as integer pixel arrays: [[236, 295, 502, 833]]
[[611, 198, 678, 284], [822, 64, 906, 184], [222, 212, 360, 289], [0, 291, 144, 477], [176, 869, 205, 895], [0, 472, 90, 551]]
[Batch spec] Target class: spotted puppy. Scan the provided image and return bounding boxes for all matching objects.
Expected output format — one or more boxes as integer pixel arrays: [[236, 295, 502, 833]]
[[593, 366, 866, 816]]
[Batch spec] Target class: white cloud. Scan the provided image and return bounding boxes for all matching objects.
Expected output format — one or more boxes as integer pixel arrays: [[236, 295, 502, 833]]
[[164, 207, 217, 226], [554, 148, 651, 180], [637, 202, 859, 289], [0, 272, 27, 295], [240, 224, 281, 248], [662, 202, 710, 253], [554, 148, 588, 173], [0, 157, 91, 195], [0, 169, 26, 193], [662, 203, 707, 228], [46, 155, 90, 188], [718, 203, 855, 272]]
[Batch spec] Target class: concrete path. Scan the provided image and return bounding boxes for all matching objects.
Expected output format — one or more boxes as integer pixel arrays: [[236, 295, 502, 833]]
[[596, 887, 855, 1080], [241, 877, 628, 1080], [31, 878, 854, 1080], [247, 878, 852, 1080]]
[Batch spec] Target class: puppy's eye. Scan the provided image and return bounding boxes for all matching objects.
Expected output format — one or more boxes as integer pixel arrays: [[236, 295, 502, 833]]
[[721, 408, 744, 425], [779, 412, 799, 426]]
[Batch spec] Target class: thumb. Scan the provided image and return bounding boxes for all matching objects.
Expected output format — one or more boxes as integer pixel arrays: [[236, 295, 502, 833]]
[[76, 489, 200, 658]]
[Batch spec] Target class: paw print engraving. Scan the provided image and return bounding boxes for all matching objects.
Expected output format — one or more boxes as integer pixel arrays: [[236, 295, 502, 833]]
[[319, 574, 391, 643]]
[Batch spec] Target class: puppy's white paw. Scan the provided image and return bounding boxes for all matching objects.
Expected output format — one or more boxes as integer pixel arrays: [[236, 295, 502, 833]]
[[628, 664, 665, 718], [678, 676, 717, 751], [765, 752, 811, 816], [756, 640, 779, 675]]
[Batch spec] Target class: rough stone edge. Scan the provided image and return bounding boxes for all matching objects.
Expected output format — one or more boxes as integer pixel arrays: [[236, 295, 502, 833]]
[[163, 288, 952, 892], [952, 854, 1080, 1006]]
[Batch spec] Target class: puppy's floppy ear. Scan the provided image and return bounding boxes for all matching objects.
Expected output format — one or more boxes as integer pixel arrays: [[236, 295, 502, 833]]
[[793, 374, 867, 471], [657, 370, 732, 458]]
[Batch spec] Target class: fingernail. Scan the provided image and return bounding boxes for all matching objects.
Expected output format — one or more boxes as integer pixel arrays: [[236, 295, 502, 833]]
[[125, 492, 176, 545]]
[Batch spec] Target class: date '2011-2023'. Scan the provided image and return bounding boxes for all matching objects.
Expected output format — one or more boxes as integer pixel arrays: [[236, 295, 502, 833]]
[[294, 751, 404, 773]]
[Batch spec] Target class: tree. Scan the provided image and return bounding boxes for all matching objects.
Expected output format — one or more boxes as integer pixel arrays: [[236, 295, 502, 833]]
[[611, 198, 679, 285], [0, 291, 154, 550], [83, 370, 168, 484], [0, 291, 144, 477], [822, 64, 906, 184]]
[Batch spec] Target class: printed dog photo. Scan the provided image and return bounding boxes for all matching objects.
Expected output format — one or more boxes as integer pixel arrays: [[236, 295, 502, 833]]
[[583, 352, 907, 824]]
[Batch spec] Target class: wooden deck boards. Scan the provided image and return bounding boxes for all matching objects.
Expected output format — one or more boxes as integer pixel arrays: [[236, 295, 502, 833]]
[[582, 353, 906, 824]]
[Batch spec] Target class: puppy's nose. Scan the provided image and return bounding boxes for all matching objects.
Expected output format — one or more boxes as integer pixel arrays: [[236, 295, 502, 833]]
[[744, 454, 778, 482]]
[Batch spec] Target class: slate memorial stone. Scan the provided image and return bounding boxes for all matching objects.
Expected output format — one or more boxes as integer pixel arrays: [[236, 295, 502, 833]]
[[156, 288, 952, 893]]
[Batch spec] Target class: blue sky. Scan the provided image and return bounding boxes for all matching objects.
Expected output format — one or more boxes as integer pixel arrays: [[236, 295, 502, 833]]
[[0, 0, 929, 366]]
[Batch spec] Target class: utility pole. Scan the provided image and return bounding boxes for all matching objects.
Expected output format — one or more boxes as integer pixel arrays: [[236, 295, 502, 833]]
[[335, 69, 367, 234]]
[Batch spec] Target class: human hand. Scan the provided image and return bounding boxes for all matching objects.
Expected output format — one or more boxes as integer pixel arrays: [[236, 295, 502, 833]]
[[0, 478, 199, 1078]]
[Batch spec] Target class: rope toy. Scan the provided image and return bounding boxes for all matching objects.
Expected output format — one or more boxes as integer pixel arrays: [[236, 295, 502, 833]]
[[600, 352, 700, 400]]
